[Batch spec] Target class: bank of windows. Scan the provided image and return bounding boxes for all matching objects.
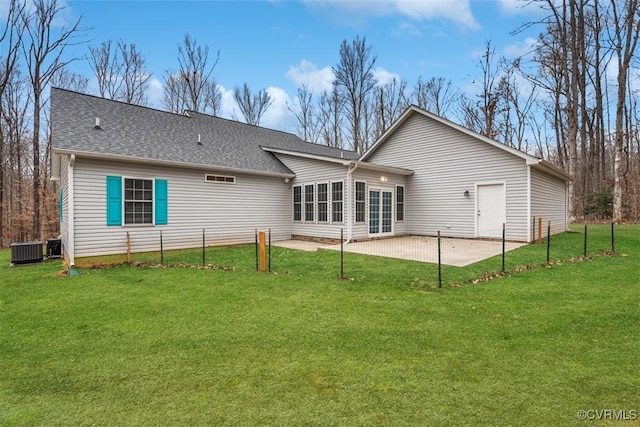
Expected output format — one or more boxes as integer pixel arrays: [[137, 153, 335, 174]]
[[293, 181, 343, 223]]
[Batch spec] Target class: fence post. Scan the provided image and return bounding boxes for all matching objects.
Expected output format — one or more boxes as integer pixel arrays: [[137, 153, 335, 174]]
[[611, 222, 615, 254], [258, 231, 267, 272], [255, 228, 258, 271], [437, 230, 442, 288], [546, 221, 551, 264], [268, 228, 271, 272], [340, 228, 344, 279], [583, 224, 587, 257], [126, 231, 131, 264], [201, 229, 206, 266], [501, 223, 506, 273], [538, 217, 543, 244], [160, 230, 164, 265]]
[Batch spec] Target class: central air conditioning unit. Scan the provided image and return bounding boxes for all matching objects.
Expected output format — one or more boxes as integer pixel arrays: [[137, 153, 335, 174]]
[[10, 242, 43, 265]]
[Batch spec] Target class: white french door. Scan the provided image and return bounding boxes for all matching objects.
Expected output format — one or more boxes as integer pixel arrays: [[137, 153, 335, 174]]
[[369, 189, 393, 235]]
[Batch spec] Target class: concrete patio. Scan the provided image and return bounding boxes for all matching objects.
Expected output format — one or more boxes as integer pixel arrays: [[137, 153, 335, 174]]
[[273, 236, 526, 267]]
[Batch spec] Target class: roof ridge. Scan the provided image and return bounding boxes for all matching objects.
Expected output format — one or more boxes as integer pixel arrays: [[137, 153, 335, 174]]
[[51, 87, 191, 119]]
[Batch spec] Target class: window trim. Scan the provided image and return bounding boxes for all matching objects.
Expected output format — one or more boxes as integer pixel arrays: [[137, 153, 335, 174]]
[[355, 181, 366, 223], [317, 182, 328, 223], [123, 176, 155, 226], [293, 185, 302, 222], [396, 185, 405, 222], [304, 184, 315, 222], [331, 181, 343, 223], [205, 174, 236, 184]]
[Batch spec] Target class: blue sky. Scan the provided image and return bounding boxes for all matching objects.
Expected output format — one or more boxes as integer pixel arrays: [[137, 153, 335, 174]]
[[55, 0, 544, 132]]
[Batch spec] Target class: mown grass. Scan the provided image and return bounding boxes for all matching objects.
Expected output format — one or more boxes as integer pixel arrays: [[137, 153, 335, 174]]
[[0, 224, 638, 426]]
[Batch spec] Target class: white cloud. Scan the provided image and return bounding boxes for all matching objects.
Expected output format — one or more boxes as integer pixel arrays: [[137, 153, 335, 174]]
[[393, 21, 422, 37], [219, 85, 239, 120], [286, 60, 335, 94], [503, 37, 538, 58], [218, 85, 295, 132], [304, 0, 479, 29], [260, 86, 296, 132], [373, 67, 402, 86], [147, 77, 164, 109]]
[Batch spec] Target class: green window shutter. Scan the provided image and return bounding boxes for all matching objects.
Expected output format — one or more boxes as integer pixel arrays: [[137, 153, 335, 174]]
[[59, 187, 64, 222], [106, 176, 122, 226], [155, 179, 168, 225]]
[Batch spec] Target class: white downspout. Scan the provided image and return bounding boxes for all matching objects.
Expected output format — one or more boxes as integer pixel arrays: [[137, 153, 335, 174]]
[[68, 154, 76, 266], [346, 162, 358, 243]]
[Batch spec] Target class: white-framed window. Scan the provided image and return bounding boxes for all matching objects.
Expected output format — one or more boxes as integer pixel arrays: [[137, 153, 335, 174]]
[[396, 185, 405, 222], [317, 183, 328, 222], [205, 174, 235, 184], [355, 181, 366, 223], [293, 185, 302, 222], [305, 184, 315, 222], [331, 181, 343, 223], [124, 178, 153, 224]]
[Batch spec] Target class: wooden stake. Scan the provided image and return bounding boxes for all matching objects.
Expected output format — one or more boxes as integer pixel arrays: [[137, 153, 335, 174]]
[[258, 231, 267, 272], [537, 217, 543, 244]]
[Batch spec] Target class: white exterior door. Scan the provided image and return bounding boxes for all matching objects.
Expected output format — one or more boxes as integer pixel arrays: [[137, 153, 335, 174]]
[[369, 190, 393, 235], [477, 184, 506, 238]]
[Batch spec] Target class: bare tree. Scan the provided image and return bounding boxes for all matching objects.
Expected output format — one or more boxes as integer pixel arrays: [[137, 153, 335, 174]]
[[233, 83, 273, 126], [88, 40, 122, 99], [88, 39, 150, 104], [288, 85, 316, 142], [412, 76, 459, 118], [0, 0, 26, 247], [119, 41, 151, 105], [372, 77, 409, 139], [460, 40, 503, 140], [610, 0, 640, 222], [178, 34, 219, 112], [51, 67, 89, 92], [316, 82, 344, 148], [22, 0, 84, 240], [333, 35, 377, 153]]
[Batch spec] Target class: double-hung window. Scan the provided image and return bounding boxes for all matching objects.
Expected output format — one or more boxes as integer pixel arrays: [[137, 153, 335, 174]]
[[293, 185, 302, 221], [317, 183, 328, 222], [331, 182, 343, 223], [106, 176, 167, 226], [355, 181, 366, 223], [305, 184, 315, 222], [396, 185, 405, 222], [124, 178, 153, 224]]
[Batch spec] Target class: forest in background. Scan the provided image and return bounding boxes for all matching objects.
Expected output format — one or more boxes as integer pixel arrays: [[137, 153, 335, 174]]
[[1, 0, 638, 247]]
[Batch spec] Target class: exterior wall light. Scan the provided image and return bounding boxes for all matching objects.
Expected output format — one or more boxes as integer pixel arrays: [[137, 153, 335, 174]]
[[464, 190, 470, 197], [380, 176, 388, 183]]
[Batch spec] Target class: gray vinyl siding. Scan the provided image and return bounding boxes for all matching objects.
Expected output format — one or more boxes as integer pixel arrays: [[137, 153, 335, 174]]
[[350, 169, 407, 240], [59, 155, 70, 262], [275, 154, 348, 240], [72, 157, 291, 258], [367, 113, 529, 241], [530, 168, 567, 236]]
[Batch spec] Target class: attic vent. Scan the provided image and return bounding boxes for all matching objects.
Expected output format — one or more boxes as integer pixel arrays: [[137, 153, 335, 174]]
[[94, 117, 101, 130], [205, 174, 235, 184]]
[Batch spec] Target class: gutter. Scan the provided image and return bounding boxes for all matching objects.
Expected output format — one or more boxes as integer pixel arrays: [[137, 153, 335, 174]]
[[68, 154, 76, 267]]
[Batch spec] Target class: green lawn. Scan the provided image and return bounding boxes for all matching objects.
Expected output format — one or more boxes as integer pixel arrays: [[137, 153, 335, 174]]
[[1, 224, 638, 426]]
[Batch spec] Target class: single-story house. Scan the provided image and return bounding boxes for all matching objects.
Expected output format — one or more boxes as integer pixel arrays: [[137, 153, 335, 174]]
[[51, 88, 572, 266]]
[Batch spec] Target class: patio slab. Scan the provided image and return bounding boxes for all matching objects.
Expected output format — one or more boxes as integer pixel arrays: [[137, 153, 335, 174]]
[[273, 236, 526, 267]]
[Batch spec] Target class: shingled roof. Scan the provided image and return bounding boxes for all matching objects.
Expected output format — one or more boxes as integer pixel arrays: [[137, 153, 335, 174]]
[[51, 88, 359, 176]]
